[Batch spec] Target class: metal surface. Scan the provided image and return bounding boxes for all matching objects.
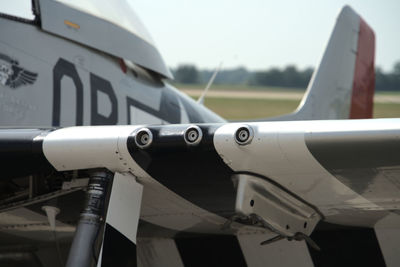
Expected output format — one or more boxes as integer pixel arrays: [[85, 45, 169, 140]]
[[0, 3, 397, 266], [0, 17, 224, 127], [268, 6, 364, 121], [374, 213, 400, 267], [134, 128, 153, 149], [183, 125, 203, 146], [0, 187, 84, 213], [39, 0, 173, 79], [0, 129, 53, 178], [66, 171, 112, 267], [213, 119, 400, 227], [234, 125, 254, 145], [233, 173, 321, 237], [97, 172, 143, 266], [38, 119, 400, 231]]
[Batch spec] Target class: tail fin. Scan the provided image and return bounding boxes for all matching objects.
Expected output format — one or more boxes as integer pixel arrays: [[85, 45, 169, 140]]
[[281, 6, 375, 120]]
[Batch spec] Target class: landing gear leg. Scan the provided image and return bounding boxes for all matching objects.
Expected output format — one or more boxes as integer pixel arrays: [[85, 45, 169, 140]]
[[66, 170, 113, 267]]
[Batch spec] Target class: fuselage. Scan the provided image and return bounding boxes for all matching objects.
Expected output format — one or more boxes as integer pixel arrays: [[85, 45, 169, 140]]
[[0, 18, 224, 127], [0, 14, 240, 234]]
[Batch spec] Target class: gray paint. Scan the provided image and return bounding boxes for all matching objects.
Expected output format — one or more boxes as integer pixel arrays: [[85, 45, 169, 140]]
[[305, 130, 400, 169], [374, 213, 400, 267], [375, 228, 400, 267], [39, 0, 172, 79], [262, 6, 359, 121], [0, 17, 223, 127], [305, 129, 400, 211]]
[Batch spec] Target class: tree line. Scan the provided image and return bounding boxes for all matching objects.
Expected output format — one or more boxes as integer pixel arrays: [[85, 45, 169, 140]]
[[173, 62, 400, 91]]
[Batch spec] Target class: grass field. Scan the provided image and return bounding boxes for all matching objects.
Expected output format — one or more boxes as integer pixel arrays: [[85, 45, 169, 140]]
[[176, 84, 400, 120], [200, 97, 400, 120], [174, 83, 304, 93], [203, 98, 299, 119], [373, 102, 400, 118]]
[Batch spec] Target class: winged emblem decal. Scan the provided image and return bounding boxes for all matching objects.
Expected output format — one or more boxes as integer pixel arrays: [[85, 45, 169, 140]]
[[0, 53, 38, 89]]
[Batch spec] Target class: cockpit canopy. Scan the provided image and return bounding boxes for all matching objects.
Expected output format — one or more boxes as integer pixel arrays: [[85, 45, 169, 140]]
[[38, 0, 172, 79]]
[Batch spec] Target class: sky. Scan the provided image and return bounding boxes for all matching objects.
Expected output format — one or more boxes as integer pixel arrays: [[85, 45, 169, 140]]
[[5, 0, 400, 72], [132, 0, 400, 72]]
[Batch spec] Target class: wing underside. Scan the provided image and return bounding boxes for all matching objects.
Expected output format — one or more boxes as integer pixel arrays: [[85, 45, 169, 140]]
[[0, 119, 399, 266]]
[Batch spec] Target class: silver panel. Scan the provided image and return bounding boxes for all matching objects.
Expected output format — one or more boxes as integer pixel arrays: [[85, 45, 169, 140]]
[[39, 0, 172, 79]]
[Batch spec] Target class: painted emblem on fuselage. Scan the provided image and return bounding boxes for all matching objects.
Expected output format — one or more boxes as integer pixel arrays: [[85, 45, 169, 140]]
[[0, 53, 37, 89]]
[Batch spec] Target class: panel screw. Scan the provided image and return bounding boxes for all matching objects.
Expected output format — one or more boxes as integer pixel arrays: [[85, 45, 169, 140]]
[[183, 125, 203, 146], [234, 125, 254, 145], [134, 128, 153, 149]]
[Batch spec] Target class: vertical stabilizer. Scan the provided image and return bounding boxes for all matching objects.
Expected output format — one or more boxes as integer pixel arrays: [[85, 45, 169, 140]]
[[278, 6, 375, 120]]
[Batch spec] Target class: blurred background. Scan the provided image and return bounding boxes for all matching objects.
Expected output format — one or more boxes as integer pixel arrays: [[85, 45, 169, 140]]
[[136, 0, 400, 119]]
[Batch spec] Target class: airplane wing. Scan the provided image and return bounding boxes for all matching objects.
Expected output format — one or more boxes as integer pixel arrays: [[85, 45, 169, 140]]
[[1, 119, 399, 266]]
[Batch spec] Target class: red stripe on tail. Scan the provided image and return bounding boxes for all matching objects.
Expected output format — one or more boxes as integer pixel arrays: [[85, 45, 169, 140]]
[[349, 18, 375, 119]]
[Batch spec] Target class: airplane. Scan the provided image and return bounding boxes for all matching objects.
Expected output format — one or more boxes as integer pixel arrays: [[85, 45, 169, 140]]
[[0, 0, 398, 266]]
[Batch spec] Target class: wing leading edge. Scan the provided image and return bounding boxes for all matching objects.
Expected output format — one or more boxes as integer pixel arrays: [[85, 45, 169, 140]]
[[1, 119, 399, 227], [0, 119, 399, 266]]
